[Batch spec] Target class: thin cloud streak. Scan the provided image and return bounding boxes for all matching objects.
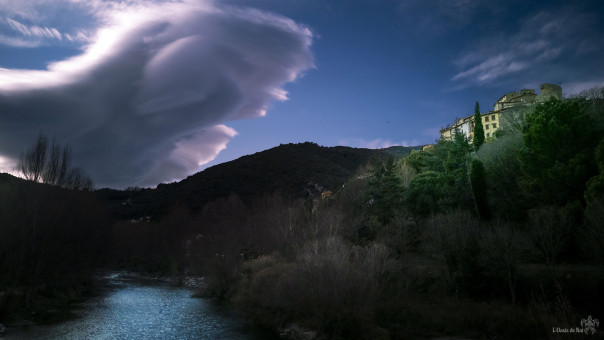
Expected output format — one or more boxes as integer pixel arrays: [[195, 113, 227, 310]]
[[0, 0, 314, 188], [451, 6, 602, 88], [7, 18, 62, 40]]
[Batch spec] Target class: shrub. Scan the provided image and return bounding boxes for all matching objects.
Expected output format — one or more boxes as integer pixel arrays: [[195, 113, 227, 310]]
[[235, 237, 399, 339]]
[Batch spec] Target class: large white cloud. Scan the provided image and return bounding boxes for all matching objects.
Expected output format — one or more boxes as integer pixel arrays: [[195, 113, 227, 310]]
[[0, 0, 314, 188]]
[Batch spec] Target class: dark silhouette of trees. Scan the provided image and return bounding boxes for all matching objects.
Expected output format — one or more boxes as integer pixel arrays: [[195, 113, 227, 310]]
[[586, 136, 604, 202], [19, 132, 48, 183], [469, 158, 491, 220], [0, 175, 110, 320], [473, 101, 485, 150], [519, 98, 599, 204], [18, 132, 93, 190]]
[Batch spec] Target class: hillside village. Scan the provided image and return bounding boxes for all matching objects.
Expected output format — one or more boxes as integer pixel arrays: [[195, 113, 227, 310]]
[[440, 83, 563, 141]]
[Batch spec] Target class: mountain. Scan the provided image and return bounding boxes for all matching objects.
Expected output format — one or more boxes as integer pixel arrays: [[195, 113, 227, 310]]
[[96, 142, 423, 219]]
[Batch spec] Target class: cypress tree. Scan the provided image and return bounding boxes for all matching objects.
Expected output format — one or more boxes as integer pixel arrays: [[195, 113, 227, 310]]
[[473, 101, 485, 150]]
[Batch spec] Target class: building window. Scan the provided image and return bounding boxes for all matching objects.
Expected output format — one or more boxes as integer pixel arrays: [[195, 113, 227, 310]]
[[486, 133, 490, 137], [485, 124, 489, 129], [485, 116, 490, 122], [492, 123, 497, 128], [492, 115, 497, 120]]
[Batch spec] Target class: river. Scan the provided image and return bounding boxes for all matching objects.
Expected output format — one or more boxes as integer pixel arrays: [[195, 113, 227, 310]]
[[4, 274, 274, 339]]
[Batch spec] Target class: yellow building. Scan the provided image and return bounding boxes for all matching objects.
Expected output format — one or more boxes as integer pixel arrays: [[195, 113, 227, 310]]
[[440, 112, 501, 142], [440, 83, 562, 142]]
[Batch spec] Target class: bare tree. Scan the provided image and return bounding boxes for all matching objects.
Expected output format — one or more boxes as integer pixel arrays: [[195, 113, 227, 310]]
[[17, 132, 94, 190], [58, 145, 72, 187], [19, 132, 48, 182], [528, 206, 571, 276], [483, 221, 524, 304], [64, 167, 93, 190], [42, 138, 60, 185]]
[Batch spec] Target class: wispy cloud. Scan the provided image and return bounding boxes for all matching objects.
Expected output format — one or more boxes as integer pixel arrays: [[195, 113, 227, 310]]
[[451, 6, 603, 88], [7, 18, 62, 40], [0, 0, 314, 188]]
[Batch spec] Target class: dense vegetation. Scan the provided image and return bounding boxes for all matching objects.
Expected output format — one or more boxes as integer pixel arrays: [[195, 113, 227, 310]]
[[1, 92, 604, 339], [189, 95, 603, 339], [0, 175, 109, 323], [0, 142, 415, 324]]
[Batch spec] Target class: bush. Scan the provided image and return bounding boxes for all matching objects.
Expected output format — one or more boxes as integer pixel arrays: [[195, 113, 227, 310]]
[[235, 237, 399, 339]]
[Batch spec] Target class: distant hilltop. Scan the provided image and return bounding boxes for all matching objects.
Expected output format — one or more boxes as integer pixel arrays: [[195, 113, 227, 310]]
[[440, 83, 563, 141]]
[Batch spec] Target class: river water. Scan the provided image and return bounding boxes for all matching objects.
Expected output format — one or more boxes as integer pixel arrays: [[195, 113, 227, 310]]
[[4, 275, 273, 339]]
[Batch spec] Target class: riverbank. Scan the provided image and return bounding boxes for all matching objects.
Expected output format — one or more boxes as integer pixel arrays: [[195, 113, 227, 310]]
[[0, 272, 202, 334], [2, 272, 275, 339], [0, 277, 96, 328], [99, 271, 205, 289]]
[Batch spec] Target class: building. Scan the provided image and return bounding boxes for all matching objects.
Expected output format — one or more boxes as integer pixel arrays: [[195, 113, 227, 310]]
[[440, 112, 501, 141], [493, 83, 562, 111], [440, 83, 562, 142]]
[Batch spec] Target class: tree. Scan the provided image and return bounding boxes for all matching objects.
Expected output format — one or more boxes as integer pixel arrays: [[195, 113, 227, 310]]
[[405, 133, 473, 217], [473, 101, 485, 150], [406, 171, 447, 217], [19, 132, 48, 182], [585, 136, 604, 202], [519, 98, 599, 205], [469, 158, 491, 220], [476, 133, 527, 220], [18, 132, 94, 190], [368, 157, 404, 224]]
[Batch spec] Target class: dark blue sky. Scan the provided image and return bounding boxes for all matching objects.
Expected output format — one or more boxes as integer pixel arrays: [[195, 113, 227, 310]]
[[209, 0, 604, 165], [1, 0, 603, 187]]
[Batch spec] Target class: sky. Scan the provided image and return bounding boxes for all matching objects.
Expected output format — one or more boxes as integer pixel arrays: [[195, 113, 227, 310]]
[[0, 0, 603, 188]]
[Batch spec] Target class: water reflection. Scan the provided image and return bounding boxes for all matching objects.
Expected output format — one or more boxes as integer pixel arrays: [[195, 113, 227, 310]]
[[6, 276, 268, 339]]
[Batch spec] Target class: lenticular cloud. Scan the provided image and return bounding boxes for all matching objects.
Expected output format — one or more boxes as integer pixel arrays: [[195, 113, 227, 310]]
[[0, 0, 314, 188]]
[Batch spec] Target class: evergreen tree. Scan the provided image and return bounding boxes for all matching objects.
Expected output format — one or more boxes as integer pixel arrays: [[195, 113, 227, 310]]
[[519, 97, 599, 204], [473, 101, 485, 150], [368, 157, 403, 224]]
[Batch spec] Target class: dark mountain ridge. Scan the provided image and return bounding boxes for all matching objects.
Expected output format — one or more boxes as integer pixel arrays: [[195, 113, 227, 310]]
[[95, 142, 422, 219]]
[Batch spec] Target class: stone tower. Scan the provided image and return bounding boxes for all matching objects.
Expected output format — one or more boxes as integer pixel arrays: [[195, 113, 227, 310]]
[[540, 83, 562, 100]]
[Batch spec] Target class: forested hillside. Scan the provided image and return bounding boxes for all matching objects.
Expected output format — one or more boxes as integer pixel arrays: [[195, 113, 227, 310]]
[[95, 142, 421, 219]]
